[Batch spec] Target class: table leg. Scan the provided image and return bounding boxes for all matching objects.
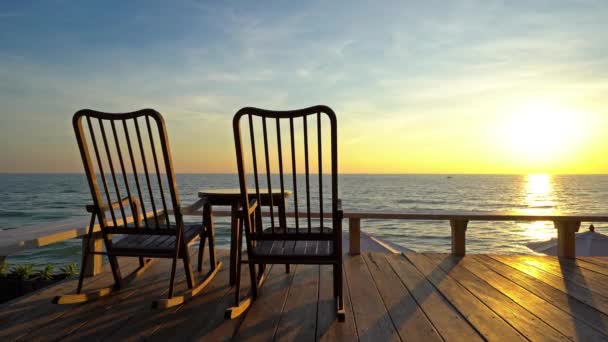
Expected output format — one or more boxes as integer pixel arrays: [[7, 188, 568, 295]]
[[230, 201, 240, 286], [202, 202, 217, 271]]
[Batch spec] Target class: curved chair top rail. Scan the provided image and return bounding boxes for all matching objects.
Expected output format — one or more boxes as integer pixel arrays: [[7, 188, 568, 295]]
[[72, 108, 181, 231], [73, 108, 165, 124], [233, 105, 337, 121]]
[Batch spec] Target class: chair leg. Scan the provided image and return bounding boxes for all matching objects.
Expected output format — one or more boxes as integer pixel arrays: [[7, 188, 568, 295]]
[[249, 260, 258, 301], [168, 255, 178, 298], [198, 234, 207, 272], [139, 257, 144, 267], [108, 255, 123, 290], [285, 264, 290, 273], [334, 263, 345, 321], [182, 247, 195, 289]]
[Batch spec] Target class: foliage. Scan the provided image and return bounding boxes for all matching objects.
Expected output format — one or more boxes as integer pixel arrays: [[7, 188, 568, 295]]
[[0, 261, 7, 277], [61, 263, 79, 278], [11, 264, 34, 280], [39, 264, 54, 281]]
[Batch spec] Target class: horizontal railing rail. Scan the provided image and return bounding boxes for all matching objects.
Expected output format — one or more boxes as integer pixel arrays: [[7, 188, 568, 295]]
[[2, 199, 607, 277]]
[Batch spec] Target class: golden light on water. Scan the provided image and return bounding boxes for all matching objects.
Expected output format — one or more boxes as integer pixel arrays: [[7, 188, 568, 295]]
[[521, 174, 556, 241]]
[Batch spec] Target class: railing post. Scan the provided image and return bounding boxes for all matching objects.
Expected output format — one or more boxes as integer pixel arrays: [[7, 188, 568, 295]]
[[450, 219, 468, 256], [82, 236, 103, 277], [554, 220, 580, 258], [349, 218, 361, 255]]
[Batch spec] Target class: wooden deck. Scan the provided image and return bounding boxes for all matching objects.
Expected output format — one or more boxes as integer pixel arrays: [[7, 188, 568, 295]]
[[4, 250, 608, 341]]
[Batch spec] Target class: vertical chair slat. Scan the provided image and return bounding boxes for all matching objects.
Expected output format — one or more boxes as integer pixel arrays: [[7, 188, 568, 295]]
[[86, 116, 118, 227], [110, 121, 136, 227], [98, 119, 128, 226], [146, 115, 171, 226], [134, 117, 160, 229], [123, 119, 148, 229], [248, 114, 263, 232], [317, 112, 323, 232], [262, 117, 275, 232], [289, 117, 299, 233], [303, 115, 311, 234], [276, 118, 287, 233]]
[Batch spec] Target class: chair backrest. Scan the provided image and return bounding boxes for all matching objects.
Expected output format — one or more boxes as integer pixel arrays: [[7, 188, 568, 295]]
[[233, 105, 338, 240], [73, 109, 182, 233]]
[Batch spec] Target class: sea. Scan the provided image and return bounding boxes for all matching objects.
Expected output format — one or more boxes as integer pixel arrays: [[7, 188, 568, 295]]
[[1, 173, 608, 268]]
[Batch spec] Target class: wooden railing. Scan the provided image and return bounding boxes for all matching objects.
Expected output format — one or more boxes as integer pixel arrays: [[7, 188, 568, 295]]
[[2, 203, 608, 277], [343, 210, 608, 257]]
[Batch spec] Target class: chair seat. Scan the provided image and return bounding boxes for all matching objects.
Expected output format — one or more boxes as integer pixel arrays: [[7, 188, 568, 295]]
[[262, 226, 333, 234], [112, 223, 201, 252], [252, 239, 334, 257]]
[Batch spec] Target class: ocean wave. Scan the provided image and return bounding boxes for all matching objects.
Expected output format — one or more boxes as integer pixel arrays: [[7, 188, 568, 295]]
[[397, 199, 451, 205], [0, 208, 29, 218]]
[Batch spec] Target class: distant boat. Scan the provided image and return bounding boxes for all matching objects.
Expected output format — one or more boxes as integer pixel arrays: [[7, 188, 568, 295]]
[[527, 224, 608, 256]]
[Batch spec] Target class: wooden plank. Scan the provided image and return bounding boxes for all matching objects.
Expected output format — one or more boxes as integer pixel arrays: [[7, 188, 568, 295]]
[[464, 255, 608, 341], [233, 264, 295, 341], [571, 257, 608, 277], [317, 265, 358, 341], [0, 259, 131, 341], [579, 256, 608, 269], [509, 255, 608, 297], [48, 257, 184, 342], [362, 253, 441, 341], [385, 254, 483, 341], [341, 253, 398, 341], [474, 254, 608, 336], [174, 260, 262, 341], [490, 255, 608, 317], [2, 257, 141, 341], [100, 251, 231, 341], [273, 264, 320, 341], [404, 253, 526, 341], [344, 210, 608, 221], [423, 253, 569, 341]]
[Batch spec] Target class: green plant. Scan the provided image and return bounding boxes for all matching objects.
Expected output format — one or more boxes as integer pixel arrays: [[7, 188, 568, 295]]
[[0, 261, 7, 277], [61, 263, 78, 278], [11, 264, 34, 280], [39, 264, 54, 281]]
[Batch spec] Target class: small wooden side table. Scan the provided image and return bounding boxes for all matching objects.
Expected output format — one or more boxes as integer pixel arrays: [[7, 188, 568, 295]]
[[198, 188, 291, 285]]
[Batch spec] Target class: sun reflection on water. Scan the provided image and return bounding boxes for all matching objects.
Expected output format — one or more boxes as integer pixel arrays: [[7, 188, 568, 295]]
[[522, 174, 556, 241]]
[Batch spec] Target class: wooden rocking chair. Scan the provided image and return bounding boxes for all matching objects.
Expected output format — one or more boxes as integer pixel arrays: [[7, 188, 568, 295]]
[[54, 109, 221, 308], [228, 105, 345, 321]]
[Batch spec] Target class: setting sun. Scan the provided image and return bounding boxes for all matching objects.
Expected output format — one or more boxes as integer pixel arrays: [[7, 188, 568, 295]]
[[491, 99, 600, 174], [502, 101, 581, 160]]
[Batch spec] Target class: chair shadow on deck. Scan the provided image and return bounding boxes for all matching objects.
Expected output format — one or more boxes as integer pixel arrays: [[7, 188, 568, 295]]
[[557, 257, 608, 340]]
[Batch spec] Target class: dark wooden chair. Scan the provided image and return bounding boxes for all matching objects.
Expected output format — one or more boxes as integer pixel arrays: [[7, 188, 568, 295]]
[[230, 105, 345, 320], [54, 109, 221, 308]]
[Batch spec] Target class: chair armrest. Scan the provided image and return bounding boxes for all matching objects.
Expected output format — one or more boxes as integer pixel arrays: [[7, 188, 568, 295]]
[[86, 196, 140, 213], [247, 198, 259, 215]]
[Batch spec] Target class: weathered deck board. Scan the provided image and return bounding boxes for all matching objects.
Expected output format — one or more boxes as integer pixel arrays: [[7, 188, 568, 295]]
[[4, 252, 608, 341], [404, 252, 527, 341], [475, 255, 608, 337], [386, 253, 484, 341], [423, 253, 570, 341], [362, 253, 441, 341]]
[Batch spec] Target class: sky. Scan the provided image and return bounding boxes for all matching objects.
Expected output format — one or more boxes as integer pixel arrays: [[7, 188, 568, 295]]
[[1, 0, 607, 174]]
